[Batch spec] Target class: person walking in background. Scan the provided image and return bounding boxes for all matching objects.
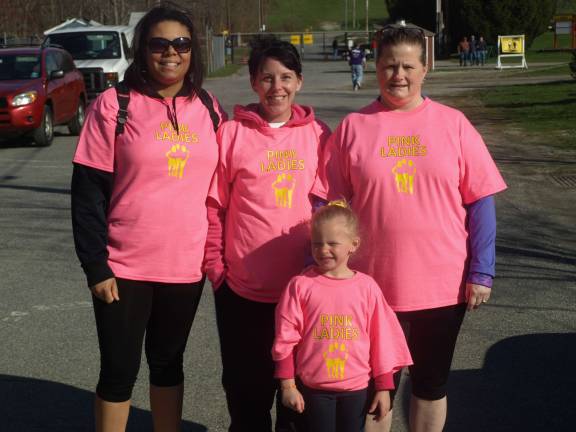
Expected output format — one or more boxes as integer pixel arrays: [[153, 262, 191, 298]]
[[477, 36, 488, 66], [273, 203, 413, 432], [332, 38, 339, 59], [349, 41, 366, 91], [204, 37, 331, 432], [469, 35, 478, 66], [457, 36, 470, 66], [314, 24, 507, 432], [70, 5, 225, 431]]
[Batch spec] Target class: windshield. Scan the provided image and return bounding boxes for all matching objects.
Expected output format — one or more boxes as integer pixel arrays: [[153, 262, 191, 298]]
[[46, 32, 121, 60], [0, 54, 41, 80]]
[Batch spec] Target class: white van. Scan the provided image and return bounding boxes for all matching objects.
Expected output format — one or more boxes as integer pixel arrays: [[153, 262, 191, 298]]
[[44, 26, 134, 99]]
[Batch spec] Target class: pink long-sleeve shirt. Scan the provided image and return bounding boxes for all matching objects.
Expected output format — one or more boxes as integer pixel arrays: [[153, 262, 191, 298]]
[[273, 268, 413, 392]]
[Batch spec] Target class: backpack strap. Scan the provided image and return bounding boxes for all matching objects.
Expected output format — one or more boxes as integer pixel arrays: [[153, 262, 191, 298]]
[[197, 88, 221, 133], [115, 84, 219, 136], [115, 81, 130, 137]]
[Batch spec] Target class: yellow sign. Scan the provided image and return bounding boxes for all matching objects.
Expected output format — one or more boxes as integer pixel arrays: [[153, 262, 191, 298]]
[[500, 36, 524, 54], [290, 35, 301, 45], [303, 34, 313, 45]]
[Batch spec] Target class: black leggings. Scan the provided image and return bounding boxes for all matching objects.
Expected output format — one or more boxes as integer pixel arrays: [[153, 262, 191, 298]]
[[215, 282, 297, 432], [92, 277, 204, 402], [301, 384, 368, 432], [390, 303, 467, 402]]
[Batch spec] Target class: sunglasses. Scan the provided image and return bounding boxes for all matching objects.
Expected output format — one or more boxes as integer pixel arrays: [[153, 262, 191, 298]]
[[147, 37, 192, 54], [377, 25, 425, 39]]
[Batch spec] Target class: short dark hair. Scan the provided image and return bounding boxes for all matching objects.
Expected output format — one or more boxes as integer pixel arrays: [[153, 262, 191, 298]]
[[376, 25, 427, 65], [248, 37, 302, 80], [124, 2, 203, 97]]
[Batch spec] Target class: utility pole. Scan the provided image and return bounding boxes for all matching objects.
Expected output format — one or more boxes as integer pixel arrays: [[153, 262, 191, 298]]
[[226, 0, 231, 32], [436, 0, 443, 56], [258, 0, 261, 31], [365, 0, 369, 33], [344, 0, 348, 31]]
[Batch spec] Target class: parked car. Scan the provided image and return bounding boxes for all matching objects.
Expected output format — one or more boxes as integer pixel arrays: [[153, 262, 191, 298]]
[[0, 45, 87, 146]]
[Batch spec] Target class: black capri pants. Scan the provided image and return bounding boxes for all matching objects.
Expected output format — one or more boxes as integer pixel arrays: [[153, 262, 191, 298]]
[[390, 303, 467, 402], [92, 277, 204, 402], [215, 281, 298, 432], [301, 384, 368, 432]]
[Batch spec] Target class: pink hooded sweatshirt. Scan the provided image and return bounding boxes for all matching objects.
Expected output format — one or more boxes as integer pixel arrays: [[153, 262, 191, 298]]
[[204, 103, 331, 303]]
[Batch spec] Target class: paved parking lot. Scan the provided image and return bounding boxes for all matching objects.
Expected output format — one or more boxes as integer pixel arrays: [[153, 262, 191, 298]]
[[0, 52, 574, 431]]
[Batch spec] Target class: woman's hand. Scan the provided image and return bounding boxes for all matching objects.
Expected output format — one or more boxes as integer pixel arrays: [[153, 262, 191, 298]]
[[466, 283, 491, 311], [280, 380, 305, 413], [368, 390, 390, 421], [90, 277, 119, 303]]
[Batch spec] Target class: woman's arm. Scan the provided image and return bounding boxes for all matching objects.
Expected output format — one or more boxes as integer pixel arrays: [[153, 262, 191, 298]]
[[465, 195, 496, 310], [466, 195, 496, 288], [71, 163, 114, 287], [204, 197, 227, 289]]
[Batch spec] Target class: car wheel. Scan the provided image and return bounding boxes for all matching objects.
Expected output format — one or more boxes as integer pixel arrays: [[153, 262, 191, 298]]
[[68, 99, 86, 135], [33, 105, 54, 147]]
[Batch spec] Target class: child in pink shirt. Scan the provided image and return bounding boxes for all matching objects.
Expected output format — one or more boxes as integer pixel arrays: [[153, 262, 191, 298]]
[[273, 202, 412, 432]]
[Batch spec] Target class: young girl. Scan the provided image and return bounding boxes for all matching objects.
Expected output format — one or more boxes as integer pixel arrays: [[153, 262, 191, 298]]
[[204, 38, 331, 431], [272, 203, 413, 432]]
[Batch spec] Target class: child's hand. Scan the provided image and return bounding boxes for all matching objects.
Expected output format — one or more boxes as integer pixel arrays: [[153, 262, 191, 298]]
[[280, 382, 305, 413], [368, 390, 390, 422]]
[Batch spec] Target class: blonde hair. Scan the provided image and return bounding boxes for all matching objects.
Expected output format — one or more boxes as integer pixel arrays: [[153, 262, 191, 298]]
[[311, 200, 359, 238]]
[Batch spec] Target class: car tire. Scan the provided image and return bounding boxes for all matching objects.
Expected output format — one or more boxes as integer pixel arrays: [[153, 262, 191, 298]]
[[68, 99, 85, 135], [33, 105, 54, 147]]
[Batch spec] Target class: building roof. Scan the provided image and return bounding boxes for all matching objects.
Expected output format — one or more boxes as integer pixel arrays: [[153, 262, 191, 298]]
[[45, 25, 134, 36], [43, 18, 102, 35]]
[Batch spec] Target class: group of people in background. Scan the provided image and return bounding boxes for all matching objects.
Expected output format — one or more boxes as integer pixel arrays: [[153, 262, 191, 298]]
[[458, 34, 488, 66], [71, 4, 506, 432]]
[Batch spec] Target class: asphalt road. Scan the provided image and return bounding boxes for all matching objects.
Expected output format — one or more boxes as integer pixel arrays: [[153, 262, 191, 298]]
[[1, 51, 575, 431]]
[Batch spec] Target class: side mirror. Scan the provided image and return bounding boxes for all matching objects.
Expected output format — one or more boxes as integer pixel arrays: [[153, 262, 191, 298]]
[[50, 70, 65, 79]]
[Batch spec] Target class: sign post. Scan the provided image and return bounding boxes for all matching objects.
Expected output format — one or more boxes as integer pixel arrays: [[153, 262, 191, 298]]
[[496, 35, 527, 69]]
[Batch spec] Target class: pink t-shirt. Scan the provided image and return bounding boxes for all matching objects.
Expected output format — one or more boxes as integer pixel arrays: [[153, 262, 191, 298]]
[[313, 98, 507, 311], [208, 104, 331, 302], [273, 268, 413, 391], [73, 87, 225, 283]]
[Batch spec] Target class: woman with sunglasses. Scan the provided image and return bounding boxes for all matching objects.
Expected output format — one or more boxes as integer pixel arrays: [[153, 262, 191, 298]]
[[204, 37, 330, 431], [71, 5, 225, 431], [314, 25, 506, 432]]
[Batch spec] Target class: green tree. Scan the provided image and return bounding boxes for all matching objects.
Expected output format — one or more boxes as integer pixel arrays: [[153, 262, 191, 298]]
[[446, 0, 557, 48], [385, 0, 435, 31]]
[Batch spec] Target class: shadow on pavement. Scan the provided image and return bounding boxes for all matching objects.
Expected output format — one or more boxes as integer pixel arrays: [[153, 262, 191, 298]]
[[0, 183, 70, 195], [0, 375, 207, 431], [395, 333, 576, 432], [446, 333, 576, 432]]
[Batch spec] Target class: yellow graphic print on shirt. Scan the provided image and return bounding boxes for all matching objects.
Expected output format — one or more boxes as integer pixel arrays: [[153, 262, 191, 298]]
[[166, 144, 190, 179], [392, 158, 416, 194], [323, 342, 348, 380], [155, 121, 199, 143], [272, 173, 296, 208]]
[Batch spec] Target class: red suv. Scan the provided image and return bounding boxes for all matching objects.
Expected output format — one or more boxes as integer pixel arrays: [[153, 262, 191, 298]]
[[0, 45, 87, 146]]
